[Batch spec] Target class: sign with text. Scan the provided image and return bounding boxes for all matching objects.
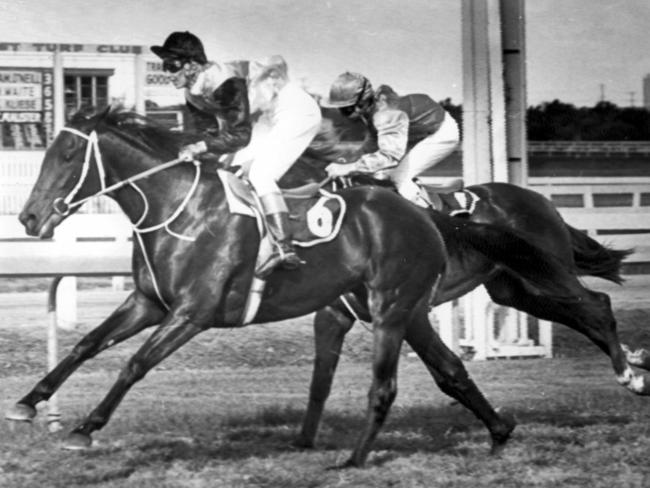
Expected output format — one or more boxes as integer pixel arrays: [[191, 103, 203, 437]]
[[0, 42, 143, 54], [144, 61, 174, 87], [0, 68, 53, 149]]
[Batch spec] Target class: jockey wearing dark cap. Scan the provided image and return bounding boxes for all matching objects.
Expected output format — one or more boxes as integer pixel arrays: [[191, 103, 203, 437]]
[[151, 31, 252, 162], [151, 32, 316, 276]]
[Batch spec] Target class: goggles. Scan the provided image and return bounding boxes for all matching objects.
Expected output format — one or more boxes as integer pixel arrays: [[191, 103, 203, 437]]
[[162, 58, 184, 74]]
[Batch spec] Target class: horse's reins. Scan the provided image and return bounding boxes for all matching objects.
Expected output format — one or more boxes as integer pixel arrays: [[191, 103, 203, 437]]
[[56, 127, 204, 311], [54, 127, 195, 217]]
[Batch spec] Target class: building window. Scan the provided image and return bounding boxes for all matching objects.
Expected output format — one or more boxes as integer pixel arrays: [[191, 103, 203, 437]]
[[64, 69, 113, 120]]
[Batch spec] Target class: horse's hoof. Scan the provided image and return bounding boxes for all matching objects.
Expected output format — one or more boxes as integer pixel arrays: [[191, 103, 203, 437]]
[[490, 410, 516, 455], [326, 457, 361, 470], [292, 436, 315, 450], [5, 403, 37, 422], [62, 432, 93, 450]]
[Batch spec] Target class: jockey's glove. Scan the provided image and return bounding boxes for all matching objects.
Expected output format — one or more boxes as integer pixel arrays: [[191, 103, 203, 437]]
[[179, 141, 208, 162]]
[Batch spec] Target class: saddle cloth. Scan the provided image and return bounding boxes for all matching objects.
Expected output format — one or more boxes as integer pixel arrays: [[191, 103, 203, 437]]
[[218, 170, 346, 246]]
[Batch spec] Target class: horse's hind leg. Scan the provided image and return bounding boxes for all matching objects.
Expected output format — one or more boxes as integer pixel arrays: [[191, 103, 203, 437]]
[[6, 291, 165, 423], [405, 309, 515, 454], [62, 310, 205, 449], [296, 302, 355, 448], [485, 273, 650, 395]]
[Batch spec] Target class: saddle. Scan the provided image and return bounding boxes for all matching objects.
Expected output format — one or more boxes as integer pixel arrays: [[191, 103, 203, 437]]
[[218, 170, 347, 326], [413, 177, 478, 217], [335, 173, 479, 217], [219, 171, 346, 245]]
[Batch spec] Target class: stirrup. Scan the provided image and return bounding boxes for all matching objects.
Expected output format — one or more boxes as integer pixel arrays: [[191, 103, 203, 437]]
[[255, 246, 303, 278]]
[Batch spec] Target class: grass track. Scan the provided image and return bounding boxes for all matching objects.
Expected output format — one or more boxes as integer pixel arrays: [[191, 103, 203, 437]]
[[1, 278, 649, 487]]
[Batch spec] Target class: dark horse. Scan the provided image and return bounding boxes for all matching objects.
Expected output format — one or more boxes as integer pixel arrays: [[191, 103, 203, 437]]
[[277, 118, 650, 449], [7, 109, 589, 466], [6, 108, 532, 467]]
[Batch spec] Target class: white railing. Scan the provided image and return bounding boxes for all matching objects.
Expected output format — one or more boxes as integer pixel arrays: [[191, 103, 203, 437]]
[[528, 140, 650, 155]]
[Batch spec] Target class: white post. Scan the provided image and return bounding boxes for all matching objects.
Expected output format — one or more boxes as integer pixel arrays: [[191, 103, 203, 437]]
[[134, 52, 146, 115], [53, 50, 78, 329], [488, 0, 509, 183], [461, 0, 498, 358], [53, 50, 65, 132], [434, 302, 458, 352], [461, 0, 494, 185], [538, 319, 553, 358], [47, 279, 62, 432], [500, 0, 528, 186]]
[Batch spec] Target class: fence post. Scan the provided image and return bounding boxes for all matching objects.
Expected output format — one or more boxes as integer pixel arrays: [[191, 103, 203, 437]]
[[55, 223, 78, 330], [47, 277, 63, 433]]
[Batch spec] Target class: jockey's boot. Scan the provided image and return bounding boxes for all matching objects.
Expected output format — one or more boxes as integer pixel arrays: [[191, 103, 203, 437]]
[[255, 193, 303, 278]]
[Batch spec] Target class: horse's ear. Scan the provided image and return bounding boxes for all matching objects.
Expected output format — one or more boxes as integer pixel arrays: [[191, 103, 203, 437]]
[[100, 105, 112, 118], [97, 105, 112, 122]]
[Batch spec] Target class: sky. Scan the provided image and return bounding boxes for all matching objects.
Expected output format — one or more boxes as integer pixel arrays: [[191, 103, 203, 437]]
[[1, 0, 649, 107]]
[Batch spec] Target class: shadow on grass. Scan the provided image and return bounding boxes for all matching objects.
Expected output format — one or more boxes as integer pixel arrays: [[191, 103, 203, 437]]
[[78, 402, 634, 470]]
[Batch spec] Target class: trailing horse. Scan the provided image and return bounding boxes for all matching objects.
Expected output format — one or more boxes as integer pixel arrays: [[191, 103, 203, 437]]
[[6, 108, 528, 467], [279, 118, 650, 449]]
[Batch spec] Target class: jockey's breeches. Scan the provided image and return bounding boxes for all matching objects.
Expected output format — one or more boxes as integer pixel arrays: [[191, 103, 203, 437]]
[[391, 111, 460, 201], [247, 100, 322, 198]]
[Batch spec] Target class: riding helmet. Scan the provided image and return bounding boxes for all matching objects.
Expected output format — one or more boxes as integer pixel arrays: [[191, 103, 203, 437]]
[[321, 72, 374, 108], [151, 31, 208, 64]]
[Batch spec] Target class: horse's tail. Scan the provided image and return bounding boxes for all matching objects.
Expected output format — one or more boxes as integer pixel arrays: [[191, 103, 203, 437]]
[[430, 212, 579, 300], [565, 223, 633, 284]]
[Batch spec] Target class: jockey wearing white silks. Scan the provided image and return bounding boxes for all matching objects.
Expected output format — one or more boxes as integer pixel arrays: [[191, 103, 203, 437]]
[[232, 55, 322, 276]]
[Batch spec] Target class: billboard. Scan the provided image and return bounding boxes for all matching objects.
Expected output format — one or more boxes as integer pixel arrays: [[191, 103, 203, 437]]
[[0, 68, 53, 149]]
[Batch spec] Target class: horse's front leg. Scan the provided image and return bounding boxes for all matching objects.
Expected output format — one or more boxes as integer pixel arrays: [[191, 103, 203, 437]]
[[62, 307, 207, 450], [338, 296, 410, 468], [5, 291, 165, 424], [296, 301, 355, 448]]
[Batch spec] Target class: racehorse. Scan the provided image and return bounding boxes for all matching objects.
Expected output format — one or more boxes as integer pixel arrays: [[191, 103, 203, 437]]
[[6, 108, 535, 467], [276, 118, 650, 449]]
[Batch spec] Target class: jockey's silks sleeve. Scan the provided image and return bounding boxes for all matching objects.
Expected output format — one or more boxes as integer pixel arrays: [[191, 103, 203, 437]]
[[354, 109, 409, 173], [185, 76, 252, 155]]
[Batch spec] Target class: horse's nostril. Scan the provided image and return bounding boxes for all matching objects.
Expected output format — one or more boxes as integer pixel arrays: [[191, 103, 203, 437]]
[[18, 213, 37, 233]]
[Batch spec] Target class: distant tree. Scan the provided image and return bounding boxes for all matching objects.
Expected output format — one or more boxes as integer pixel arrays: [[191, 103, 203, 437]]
[[527, 100, 650, 140]]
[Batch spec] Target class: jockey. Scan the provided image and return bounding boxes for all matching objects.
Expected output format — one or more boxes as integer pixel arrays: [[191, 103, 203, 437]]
[[150, 31, 252, 162], [233, 55, 322, 276], [321, 72, 460, 207]]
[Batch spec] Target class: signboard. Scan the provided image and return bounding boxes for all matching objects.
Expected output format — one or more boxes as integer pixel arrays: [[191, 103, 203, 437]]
[[144, 61, 174, 87], [0, 42, 143, 54], [0, 68, 53, 149]]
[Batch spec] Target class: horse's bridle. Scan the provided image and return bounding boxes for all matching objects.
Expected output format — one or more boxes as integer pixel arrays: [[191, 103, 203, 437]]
[[53, 128, 107, 216], [53, 127, 190, 217], [53, 126, 203, 312]]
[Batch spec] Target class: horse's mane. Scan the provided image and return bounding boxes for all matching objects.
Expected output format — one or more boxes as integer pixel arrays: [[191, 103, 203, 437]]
[[75, 106, 367, 183], [96, 108, 198, 160]]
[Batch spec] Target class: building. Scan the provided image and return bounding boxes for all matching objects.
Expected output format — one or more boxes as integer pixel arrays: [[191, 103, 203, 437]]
[[0, 42, 183, 150], [0, 42, 184, 213]]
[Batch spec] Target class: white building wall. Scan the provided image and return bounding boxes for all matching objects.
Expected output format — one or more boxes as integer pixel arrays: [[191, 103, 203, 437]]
[[0, 44, 182, 214]]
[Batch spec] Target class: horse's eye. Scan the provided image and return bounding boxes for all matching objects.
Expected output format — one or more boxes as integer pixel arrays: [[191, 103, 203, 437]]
[[63, 138, 76, 162]]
